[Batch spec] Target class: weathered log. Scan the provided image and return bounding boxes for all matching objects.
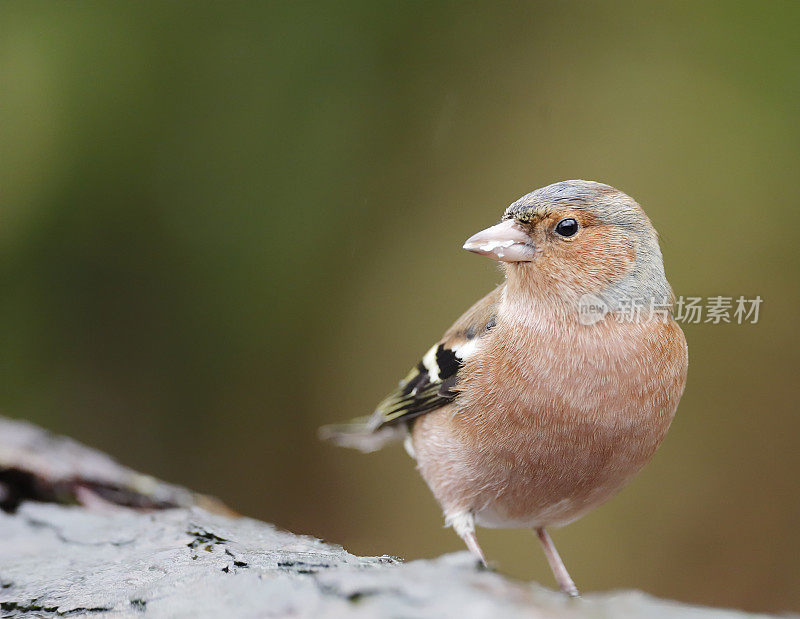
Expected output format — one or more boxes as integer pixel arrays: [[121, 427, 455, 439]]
[[0, 416, 770, 618]]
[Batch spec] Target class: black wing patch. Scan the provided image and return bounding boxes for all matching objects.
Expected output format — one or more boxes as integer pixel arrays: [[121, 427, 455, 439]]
[[370, 344, 463, 429], [369, 311, 497, 430], [435, 346, 461, 381]]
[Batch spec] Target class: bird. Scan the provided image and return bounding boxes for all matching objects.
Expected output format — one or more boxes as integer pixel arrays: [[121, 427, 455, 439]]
[[320, 180, 688, 597]]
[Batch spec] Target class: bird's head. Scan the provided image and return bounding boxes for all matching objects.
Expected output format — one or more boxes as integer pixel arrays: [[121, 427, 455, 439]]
[[463, 180, 672, 311]]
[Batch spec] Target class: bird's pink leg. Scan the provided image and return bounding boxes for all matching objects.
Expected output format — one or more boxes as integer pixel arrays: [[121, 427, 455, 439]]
[[536, 528, 579, 597], [460, 529, 488, 566], [448, 512, 488, 566]]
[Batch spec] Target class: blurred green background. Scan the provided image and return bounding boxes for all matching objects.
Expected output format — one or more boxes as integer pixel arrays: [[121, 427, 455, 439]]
[[1, 0, 798, 613]]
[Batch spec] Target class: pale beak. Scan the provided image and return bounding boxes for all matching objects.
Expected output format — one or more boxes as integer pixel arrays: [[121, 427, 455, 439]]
[[463, 219, 536, 262]]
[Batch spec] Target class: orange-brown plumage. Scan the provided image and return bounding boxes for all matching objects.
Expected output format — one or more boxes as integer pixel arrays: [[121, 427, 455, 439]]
[[413, 306, 687, 530], [320, 180, 688, 596]]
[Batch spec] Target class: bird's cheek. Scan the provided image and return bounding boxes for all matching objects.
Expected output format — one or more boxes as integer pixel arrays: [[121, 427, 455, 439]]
[[568, 233, 637, 290]]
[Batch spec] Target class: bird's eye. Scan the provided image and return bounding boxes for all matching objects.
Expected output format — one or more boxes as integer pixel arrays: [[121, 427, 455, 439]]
[[554, 218, 579, 238]]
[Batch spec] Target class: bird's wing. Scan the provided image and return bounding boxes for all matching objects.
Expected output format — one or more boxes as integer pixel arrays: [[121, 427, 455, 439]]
[[368, 285, 503, 430]]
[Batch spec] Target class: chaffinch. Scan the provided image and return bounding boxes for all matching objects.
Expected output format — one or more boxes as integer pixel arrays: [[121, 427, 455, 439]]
[[321, 180, 688, 597]]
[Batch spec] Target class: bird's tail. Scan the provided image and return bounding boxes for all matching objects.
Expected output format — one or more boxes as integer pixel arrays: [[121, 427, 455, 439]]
[[318, 416, 404, 453]]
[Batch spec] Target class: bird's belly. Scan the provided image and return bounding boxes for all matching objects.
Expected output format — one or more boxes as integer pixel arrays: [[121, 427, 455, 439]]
[[415, 411, 664, 529], [412, 333, 686, 528], [469, 442, 638, 530], [413, 397, 673, 529]]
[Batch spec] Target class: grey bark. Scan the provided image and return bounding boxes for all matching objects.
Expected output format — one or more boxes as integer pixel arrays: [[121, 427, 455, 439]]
[[0, 417, 775, 618]]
